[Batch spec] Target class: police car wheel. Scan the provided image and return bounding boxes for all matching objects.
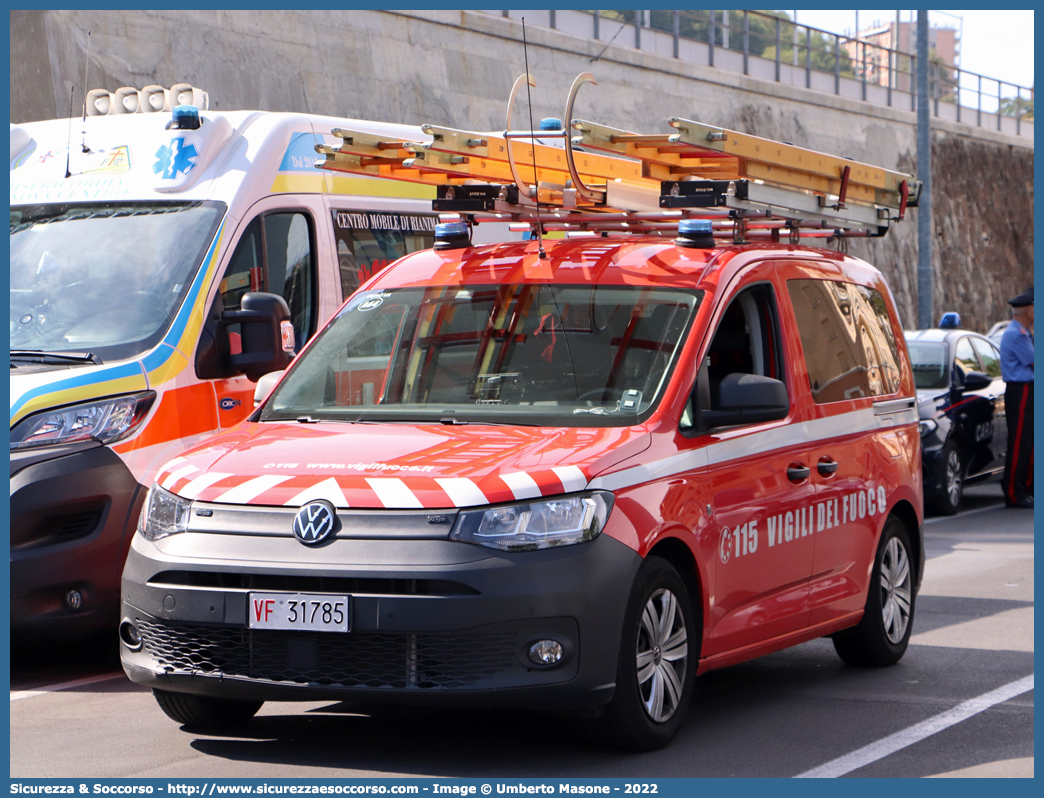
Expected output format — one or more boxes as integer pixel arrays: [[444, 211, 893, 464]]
[[927, 442, 963, 516], [595, 557, 696, 751], [152, 688, 263, 729], [832, 516, 915, 666]]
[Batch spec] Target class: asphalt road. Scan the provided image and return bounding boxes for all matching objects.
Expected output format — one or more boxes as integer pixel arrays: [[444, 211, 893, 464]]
[[10, 484, 1034, 778]]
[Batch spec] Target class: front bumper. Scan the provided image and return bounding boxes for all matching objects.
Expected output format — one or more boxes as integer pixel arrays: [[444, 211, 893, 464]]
[[120, 528, 642, 709], [11, 440, 147, 632]]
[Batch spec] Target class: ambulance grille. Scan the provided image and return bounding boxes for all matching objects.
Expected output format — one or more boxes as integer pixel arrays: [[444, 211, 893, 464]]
[[135, 620, 517, 689]]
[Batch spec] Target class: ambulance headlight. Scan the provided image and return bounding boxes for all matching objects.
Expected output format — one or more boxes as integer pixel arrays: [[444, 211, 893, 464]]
[[451, 492, 613, 552], [10, 391, 156, 450], [138, 484, 192, 541]]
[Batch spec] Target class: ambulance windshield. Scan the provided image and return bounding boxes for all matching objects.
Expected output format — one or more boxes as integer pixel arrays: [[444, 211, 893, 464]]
[[263, 284, 701, 427], [10, 201, 225, 362]]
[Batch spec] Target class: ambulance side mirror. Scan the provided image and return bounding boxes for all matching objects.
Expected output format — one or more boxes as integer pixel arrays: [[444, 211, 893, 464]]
[[701, 373, 789, 428], [223, 292, 295, 382]]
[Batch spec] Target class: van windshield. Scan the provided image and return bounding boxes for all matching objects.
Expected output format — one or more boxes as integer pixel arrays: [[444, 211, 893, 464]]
[[10, 201, 225, 362], [263, 284, 701, 427]]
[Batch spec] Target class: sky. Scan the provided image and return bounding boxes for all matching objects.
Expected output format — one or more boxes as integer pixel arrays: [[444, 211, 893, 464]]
[[789, 9, 1034, 93]]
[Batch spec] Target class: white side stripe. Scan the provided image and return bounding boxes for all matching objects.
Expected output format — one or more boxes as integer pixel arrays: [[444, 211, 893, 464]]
[[500, 471, 542, 500], [285, 478, 350, 509], [176, 472, 234, 500], [552, 466, 588, 493], [161, 465, 199, 490], [590, 406, 916, 492], [795, 674, 1034, 778], [436, 478, 488, 507], [216, 475, 291, 504], [156, 456, 188, 476], [366, 478, 423, 508]]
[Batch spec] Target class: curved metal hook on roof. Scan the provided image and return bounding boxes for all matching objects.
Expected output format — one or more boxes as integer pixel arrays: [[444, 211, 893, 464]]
[[563, 72, 600, 202], [505, 73, 537, 202]]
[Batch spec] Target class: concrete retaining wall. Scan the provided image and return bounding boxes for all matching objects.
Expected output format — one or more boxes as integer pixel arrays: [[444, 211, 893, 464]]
[[10, 9, 1034, 331]]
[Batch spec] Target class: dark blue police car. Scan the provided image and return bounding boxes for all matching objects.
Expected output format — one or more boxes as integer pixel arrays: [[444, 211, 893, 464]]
[[906, 315, 1008, 515]]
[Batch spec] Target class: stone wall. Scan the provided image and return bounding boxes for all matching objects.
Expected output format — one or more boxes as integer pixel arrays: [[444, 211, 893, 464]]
[[10, 9, 1033, 332]]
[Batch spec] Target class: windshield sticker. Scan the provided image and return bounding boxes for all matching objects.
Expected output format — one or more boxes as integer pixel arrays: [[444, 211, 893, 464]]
[[357, 295, 385, 311], [153, 138, 198, 179]]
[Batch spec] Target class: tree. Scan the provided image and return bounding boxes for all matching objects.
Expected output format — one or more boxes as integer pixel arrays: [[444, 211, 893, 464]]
[[1000, 96, 1033, 119]]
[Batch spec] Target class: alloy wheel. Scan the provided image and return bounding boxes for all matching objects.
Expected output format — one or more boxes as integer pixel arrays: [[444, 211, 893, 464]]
[[635, 588, 689, 723], [879, 536, 912, 644]]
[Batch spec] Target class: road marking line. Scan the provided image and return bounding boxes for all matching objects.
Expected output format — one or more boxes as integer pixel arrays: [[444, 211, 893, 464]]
[[924, 503, 1004, 524], [795, 674, 1034, 778], [10, 672, 125, 701]]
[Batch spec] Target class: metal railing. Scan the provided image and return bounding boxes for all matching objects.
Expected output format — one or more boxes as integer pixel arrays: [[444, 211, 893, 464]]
[[493, 10, 1033, 137]]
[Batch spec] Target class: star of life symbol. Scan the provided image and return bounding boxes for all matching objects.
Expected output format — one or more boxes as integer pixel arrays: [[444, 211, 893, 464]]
[[292, 501, 336, 546], [153, 137, 198, 179]]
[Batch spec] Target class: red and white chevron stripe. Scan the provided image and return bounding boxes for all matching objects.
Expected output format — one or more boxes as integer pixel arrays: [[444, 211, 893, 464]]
[[155, 464, 589, 509]]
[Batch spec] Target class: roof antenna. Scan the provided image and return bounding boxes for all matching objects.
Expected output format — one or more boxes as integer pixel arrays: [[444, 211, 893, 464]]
[[64, 84, 75, 178], [79, 30, 92, 153], [521, 17, 546, 260]]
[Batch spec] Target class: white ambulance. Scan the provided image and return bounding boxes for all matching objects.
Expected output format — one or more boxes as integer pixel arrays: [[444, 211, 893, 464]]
[[9, 84, 469, 633]]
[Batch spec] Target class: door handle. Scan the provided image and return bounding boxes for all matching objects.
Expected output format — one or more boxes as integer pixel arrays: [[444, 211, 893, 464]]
[[817, 458, 840, 476], [787, 464, 811, 483]]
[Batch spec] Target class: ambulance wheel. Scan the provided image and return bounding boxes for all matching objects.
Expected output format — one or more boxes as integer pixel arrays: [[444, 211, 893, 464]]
[[833, 516, 915, 666], [927, 442, 963, 516], [153, 688, 263, 729], [596, 557, 696, 751]]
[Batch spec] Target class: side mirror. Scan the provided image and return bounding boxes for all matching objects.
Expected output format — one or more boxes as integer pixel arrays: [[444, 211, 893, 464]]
[[961, 370, 993, 392], [701, 373, 790, 428], [254, 369, 285, 408], [224, 292, 295, 382]]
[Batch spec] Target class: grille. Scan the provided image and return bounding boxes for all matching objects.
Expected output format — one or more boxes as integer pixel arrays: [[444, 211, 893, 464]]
[[136, 620, 518, 689], [147, 571, 478, 596]]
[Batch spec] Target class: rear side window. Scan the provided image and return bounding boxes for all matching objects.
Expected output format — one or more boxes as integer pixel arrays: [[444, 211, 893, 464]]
[[971, 337, 1002, 379], [331, 211, 436, 300], [787, 279, 902, 403]]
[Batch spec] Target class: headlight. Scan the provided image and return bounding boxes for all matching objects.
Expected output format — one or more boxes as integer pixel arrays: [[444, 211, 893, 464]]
[[10, 391, 156, 450], [451, 492, 614, 552], [919, 418, 938, 438], [137, 484, 192, 541]]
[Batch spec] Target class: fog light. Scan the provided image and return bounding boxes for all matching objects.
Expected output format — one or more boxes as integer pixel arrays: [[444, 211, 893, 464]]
[[64, 589, 83, 611], [528, 639, 564, 665], [119, 621, 143, 651]]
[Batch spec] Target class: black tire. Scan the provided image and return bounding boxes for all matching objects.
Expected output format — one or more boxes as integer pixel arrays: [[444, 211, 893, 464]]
[[595, 557, 698, 751], [833, 515, 916, 666], [152, 688, 263, 729], [927, 441, 963, 516]]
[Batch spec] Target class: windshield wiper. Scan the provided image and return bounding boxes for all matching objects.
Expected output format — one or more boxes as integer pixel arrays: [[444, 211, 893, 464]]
[[10, 350, 103, 365]]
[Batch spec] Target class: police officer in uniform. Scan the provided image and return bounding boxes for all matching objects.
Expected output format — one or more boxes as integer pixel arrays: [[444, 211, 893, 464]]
[[1000, 287, 1034, 508]]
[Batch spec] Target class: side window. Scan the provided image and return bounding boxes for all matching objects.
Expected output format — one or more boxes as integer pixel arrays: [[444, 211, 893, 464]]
[[331, 211, 436, 300], [221, 211, 317, 352], [681, 284, 784, 429], [954, 337, 980, 383], [787, 279, 902, 403], [971, 337, 1002, 379]]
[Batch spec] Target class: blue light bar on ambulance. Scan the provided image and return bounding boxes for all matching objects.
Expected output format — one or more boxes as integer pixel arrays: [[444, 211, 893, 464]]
[[168, 105, 201, 131], [675, 219, 716, 249], [540, 118, 564, 131], [434, 221, 472, 251]]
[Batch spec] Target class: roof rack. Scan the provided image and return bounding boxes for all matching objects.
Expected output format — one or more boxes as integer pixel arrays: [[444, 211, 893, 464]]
[[315, 73, 919, 242]]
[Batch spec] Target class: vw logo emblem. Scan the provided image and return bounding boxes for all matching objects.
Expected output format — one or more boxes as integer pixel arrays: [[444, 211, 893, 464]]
[[292, 501, 337, 546]]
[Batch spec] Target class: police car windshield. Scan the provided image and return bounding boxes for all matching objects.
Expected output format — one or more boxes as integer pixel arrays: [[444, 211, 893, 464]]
[[10, 201, 225, 362], [263, 284, 702, 427], [907, 342, 950, 390]]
